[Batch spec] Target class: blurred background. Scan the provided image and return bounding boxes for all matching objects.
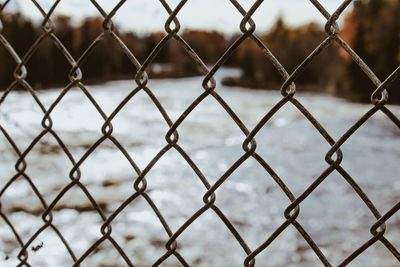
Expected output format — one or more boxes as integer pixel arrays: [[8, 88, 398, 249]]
[[0, 0, 400, 266], [0, 0, 399, 102]]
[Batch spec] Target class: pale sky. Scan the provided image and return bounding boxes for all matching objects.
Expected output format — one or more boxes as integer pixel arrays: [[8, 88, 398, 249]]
[[2, 0, 351, 34]]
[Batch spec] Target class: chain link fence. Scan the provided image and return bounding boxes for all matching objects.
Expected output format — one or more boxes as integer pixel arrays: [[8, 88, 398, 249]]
[[0, 0, 400, 266]]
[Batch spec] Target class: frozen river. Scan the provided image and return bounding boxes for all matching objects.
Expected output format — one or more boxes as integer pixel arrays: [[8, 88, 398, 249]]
[[0, 68, 399, 266]]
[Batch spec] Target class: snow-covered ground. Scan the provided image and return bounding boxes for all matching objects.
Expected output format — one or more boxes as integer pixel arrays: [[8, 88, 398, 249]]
[[0, 68, 399, 266]]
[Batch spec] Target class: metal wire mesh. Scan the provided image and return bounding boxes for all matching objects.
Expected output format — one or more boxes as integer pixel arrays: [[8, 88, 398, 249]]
[[0, 0, 399, 266]]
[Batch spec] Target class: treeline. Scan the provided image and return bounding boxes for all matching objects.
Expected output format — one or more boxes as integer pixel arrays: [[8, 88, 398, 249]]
[[338, 0, 400, 103], [0, 13, 228, 88], [226, 0, 400, 104], [222, 18, 343, 92], [1, 0, 399, 104]]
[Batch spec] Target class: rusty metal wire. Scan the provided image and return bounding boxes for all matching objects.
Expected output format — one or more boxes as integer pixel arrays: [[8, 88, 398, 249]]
[[0, 0, 399, 266]]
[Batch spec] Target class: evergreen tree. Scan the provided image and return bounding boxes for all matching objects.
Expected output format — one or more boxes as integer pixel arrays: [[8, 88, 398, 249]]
[[342, 0, 400, 103]]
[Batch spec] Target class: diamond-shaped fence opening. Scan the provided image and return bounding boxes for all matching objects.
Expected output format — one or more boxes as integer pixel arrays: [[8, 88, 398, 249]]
[[0, 0, 400, 266]]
